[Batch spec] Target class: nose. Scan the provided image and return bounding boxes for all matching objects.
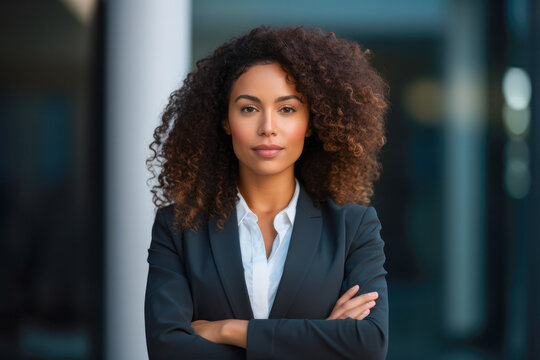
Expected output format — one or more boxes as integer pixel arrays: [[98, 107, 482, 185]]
[[258, 110, 277, 136]]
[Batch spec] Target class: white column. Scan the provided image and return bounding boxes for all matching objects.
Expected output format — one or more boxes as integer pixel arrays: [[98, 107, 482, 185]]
[[105, 1, 191, 359]]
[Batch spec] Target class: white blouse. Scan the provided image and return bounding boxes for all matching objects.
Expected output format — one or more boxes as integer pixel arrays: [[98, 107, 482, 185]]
[[235, 178, 300, 319]]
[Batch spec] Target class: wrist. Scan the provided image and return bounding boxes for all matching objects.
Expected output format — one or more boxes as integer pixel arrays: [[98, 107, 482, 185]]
[[222, 319, 248, 348]]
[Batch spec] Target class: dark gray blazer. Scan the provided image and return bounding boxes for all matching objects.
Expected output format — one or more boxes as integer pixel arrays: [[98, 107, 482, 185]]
[[144, 183, 388, 360]]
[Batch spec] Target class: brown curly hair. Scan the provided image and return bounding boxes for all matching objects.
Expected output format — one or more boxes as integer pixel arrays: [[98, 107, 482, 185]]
[[146, 25, 389, 231]]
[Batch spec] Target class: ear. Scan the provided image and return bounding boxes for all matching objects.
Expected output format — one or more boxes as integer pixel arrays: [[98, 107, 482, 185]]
[[305, 126, 312, 138], [222, 119, 231, 135]]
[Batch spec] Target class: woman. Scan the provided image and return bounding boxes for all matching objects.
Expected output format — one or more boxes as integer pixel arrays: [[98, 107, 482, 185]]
[[145, 26, 389, 359]]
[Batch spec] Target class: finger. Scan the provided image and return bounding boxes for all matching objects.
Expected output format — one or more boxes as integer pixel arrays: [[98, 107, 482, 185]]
[[329, 299, 375, 321], [327, 287, 357, 320], [337, 302, 375, 320], [339, 291, 378, 312], [327, 289, 378, 320], [336, 300, 375, 320], [335, 285, 360, 307], [345, 301, 376, 320], [191, 320, 207, 325], [355, 309, 371, 320], [333, 293, 377, 320]]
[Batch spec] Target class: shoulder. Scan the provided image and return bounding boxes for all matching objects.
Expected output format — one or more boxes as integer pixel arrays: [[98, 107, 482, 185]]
[[321, 197, 380, 231], [154, 203, 183, 235], [155, 203, 175, 223], [318, 197, 383, 253], [154, 203, 210, 236]]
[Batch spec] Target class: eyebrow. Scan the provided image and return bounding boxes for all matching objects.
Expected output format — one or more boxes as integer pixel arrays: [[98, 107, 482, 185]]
[[234, 94, 304, 103]]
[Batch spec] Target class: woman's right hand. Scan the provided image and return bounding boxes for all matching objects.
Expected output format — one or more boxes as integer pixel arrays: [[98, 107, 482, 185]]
[[326, 285, 378, 320]]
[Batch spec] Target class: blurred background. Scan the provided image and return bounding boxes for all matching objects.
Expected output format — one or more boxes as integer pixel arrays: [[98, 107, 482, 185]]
[[1, 0, 538, 359]]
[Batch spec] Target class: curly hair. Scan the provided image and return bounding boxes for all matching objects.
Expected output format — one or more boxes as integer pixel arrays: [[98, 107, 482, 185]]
[[146, 25, 389, 231]]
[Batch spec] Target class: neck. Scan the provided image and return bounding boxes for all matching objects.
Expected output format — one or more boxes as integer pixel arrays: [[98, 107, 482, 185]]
[[237, 167, 296, 215]]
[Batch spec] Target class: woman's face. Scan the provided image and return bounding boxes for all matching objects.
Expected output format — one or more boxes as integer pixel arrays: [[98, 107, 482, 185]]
[[226, 62, 310, 179]]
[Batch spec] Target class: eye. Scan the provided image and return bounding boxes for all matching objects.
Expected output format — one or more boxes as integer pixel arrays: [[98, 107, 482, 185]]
[[280, 106, 296, 114], [240, 105, 258, 113]]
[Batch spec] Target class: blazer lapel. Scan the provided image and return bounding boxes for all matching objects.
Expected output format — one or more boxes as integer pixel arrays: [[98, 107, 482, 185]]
[[269, 184, 322, 318], [208, 211, 254, 319]]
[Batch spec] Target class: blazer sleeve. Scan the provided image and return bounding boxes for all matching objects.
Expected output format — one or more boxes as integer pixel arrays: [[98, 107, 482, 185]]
[[246, 206, 388, 360], [144, 207, 245, 360]]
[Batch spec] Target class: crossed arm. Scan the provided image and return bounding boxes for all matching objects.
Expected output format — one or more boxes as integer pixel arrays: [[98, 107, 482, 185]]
[[145, 206, 388, 359], [191, 285, 379, 348]]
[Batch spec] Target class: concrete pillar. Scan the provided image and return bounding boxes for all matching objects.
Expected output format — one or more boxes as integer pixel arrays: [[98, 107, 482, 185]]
[[105, 1, 191, 359]]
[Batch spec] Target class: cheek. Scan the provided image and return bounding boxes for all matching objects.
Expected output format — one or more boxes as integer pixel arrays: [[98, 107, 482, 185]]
[[284, 109, 310, 142], [284, 122, 309, 144], [293, 125, 309, 139], [228, 121, 254, 150], [291, 134, 307, 155]]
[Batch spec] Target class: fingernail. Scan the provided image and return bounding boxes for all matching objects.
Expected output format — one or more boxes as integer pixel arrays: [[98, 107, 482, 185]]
[[369, 291, 378, 297], [351, 285, 359, 291]]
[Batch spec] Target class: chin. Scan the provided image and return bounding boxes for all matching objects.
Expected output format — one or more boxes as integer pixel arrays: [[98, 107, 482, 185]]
[[245, 163, 294, 177]]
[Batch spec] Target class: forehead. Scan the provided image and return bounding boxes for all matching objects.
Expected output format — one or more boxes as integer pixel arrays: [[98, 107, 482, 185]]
[[229, 62, 300, 98]]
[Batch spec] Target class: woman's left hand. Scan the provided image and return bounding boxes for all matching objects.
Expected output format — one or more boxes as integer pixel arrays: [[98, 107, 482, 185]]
[[191, 319, 248, 348], [191, 319, 227, 344]]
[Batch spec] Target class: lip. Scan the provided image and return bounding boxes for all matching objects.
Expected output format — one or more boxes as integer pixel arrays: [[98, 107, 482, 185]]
[[253, 144, 283, 150], [252, 144, 284, 158]]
